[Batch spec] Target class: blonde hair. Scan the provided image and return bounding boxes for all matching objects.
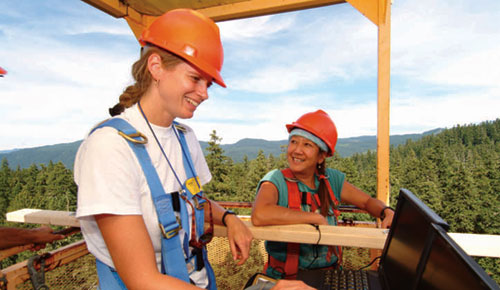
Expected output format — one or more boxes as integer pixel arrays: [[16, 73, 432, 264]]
[[109, 45, 183, 116]]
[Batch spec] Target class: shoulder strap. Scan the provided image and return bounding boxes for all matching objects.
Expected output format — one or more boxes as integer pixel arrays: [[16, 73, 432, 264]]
[[91, 118, 190, 282], [173, 122, 217, 290], [281, 168, 302, 211], [267, 168, 301, 279]]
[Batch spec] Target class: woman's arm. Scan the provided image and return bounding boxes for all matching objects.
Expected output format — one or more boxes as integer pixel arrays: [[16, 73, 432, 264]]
[[95, 214, 201, 290], [340, 181, 394, 228], [208, 200, 253, 265], [252, 181, 327, 226], [0, 226, 64, 250]]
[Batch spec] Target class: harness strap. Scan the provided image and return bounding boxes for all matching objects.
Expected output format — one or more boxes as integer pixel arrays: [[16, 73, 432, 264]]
[[91, 118, 190, 283], [174, 122, 217, 290], [266, 168, 343, 278], [265, 168, 300, 279], [96, 259, 127, 290], [301, 191, 321, 212], [321, 177, 343, 265]]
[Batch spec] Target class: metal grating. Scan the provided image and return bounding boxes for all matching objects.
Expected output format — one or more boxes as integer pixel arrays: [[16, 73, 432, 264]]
[[16, 254, 98, 290]]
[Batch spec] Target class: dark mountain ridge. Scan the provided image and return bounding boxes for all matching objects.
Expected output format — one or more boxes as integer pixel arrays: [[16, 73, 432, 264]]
[[0, 129, 442, 169]]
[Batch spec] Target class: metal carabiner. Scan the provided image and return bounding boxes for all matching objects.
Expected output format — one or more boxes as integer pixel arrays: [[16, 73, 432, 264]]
[[27, 253, 50, 290], [118, 131, 148, 144]]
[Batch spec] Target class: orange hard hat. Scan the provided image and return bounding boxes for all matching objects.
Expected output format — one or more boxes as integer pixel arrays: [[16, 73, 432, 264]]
[[0, 66, 6, 76], [139, 9, 226, 87], [286, 110, 338, 157]]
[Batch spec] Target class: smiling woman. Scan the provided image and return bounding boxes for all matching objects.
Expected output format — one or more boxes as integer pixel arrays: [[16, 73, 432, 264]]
[[251, 110, 395, 280], [73, 8, 254, 290]]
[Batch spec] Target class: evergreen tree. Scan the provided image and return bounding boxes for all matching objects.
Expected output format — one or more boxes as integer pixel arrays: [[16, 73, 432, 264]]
[[0, 158, 11, 224], [204, 130, 233, 201], [244, 150, 269, 201]]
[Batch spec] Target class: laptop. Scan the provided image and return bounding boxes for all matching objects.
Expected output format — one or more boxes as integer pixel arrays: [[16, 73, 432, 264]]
[[416, 223, 499, 290], [297, 188, 449, 290]]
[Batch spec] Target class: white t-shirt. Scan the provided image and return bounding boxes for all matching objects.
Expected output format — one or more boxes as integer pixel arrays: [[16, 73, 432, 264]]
[[75, 104, 212, 287]]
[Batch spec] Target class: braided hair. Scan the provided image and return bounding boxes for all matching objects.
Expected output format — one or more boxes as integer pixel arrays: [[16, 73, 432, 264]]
[[109, 45, 183, 116]]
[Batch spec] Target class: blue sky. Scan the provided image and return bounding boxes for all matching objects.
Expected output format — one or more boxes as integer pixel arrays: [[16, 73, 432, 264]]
[[0, 0, 499, 150]]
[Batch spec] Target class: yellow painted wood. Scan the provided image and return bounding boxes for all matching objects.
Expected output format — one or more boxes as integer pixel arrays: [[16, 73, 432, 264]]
[[81, 0, 347, 39], [346, 0, 378, 25], [81, 0, 127, 18], [376, 0, 391, 206], [197, 0, 345, 22]]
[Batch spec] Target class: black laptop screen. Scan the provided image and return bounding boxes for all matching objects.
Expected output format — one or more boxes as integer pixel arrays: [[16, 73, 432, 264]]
[[417, 223, 499, 290], [379, 189, 449, 289]]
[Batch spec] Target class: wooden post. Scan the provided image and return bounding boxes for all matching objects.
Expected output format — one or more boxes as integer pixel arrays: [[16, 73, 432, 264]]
[[377, 0, 391, 206]]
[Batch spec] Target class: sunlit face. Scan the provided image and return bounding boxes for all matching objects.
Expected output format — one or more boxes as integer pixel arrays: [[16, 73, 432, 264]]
[[287, 135, 326, 177], [157, 61, 213, 121]]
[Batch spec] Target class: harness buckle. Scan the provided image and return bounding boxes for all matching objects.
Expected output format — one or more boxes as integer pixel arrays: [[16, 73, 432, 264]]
[[193, 195, 206, 210], [159, 216, 182, 239], [118, 131, 148, 144]]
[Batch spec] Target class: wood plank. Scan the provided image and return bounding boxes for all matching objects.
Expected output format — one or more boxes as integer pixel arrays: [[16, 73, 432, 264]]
[[6, 209, 80, 227], [449, 233, 500, 258], [215, 221, 389, 249], [7, 209, 499, 257]]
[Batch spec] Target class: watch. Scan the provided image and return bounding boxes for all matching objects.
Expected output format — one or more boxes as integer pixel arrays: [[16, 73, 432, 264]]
[[222, 210, 236, 227], [380, 206, 394, 220]]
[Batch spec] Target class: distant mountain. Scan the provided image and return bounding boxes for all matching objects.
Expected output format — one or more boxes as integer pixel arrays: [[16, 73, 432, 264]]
[[0, 129, 442, 169], [0, 140, 82, 170]]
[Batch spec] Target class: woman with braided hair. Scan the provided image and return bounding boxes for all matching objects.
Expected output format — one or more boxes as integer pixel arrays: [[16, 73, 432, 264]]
[[74, 9, 255, 290], [251, 110, 394, 280]]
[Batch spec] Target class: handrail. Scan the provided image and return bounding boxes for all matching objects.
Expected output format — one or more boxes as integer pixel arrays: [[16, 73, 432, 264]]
[[217, 201, 369, 213]]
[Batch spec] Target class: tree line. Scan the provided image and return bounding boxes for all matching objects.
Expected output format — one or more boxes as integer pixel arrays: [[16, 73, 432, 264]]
[[1, 119, 498, 281]]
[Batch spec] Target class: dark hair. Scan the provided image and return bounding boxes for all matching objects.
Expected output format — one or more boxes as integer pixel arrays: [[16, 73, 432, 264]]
[[109, 45, 183, 116], [317, 161, 334, 217]]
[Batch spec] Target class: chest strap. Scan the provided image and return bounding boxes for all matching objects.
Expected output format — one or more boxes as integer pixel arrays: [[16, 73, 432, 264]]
[[266, 168, 342, 279], [91, 118, 216, 289]]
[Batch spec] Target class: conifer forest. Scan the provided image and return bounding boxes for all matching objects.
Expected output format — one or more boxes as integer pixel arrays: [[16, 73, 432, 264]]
[[1, 119, 499, 283]]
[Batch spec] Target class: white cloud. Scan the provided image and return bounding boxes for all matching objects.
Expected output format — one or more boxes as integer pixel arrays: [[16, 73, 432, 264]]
[[219, 15, 294, 40], [391, 88, 500, 133], [392, 0, 500, 89]]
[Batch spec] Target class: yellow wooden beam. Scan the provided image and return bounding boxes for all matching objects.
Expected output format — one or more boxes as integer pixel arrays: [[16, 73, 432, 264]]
[[345, 0, 390, 26], [123, 8, 157, 42], [81, 0, 127, 18], [346, 0, 378, 25], [196, 0, 345, 22], [376, 0, 391, 205]]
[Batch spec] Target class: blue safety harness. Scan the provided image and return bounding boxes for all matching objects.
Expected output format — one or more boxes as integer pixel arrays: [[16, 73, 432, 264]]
[[89, 118, 216, 289]]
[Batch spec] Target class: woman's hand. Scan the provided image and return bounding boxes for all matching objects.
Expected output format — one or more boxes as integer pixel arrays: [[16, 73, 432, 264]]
[[225, 214, 253, 265], [380, 208, 394, 228]]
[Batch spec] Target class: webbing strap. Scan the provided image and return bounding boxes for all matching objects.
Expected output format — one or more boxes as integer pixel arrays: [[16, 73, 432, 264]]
[[174, 122, 205, 239], [174, 122, 217, 290], [270, 168, 342, 276], [91, 118, 190, 282], [96, 259, 127, 290], [266, 168, 300, 279]]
